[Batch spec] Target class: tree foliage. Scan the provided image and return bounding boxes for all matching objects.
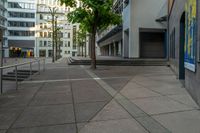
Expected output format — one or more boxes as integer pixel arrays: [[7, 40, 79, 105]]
[[76, 26, 86, 47], [76, 25, 87, 56], [59, 0, 121, 69]]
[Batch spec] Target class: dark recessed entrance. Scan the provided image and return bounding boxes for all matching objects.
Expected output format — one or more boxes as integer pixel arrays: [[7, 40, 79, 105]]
[[179, 12, 185, 80], [140, 31, 165, 58]]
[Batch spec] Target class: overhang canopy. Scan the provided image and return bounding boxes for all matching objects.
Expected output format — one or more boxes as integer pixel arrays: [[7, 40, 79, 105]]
[[97, 25, 122, 47], [156, 1, 168, 22], [8, 40, 35, 48]]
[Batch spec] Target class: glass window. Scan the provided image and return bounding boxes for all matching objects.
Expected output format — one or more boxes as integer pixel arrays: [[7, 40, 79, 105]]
[[40, 14, 43, 20], [68, 41, 70, 47], [39, 41, 43, 47], [40, 32, 43, 37], [44, 41, 47, 47]]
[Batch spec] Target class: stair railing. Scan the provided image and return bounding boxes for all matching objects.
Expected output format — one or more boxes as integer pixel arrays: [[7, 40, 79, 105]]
[[0, 58, 46, 94]]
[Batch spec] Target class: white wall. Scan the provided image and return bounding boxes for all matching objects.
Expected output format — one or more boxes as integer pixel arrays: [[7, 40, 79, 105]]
[[123, 0, 167, 58]]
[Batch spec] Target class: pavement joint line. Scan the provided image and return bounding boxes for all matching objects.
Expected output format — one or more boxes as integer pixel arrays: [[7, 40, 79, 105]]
[[8, 122, 76, 130], [5, 83, 45, 133], [132, 80, 198, 109], [150, 108, 200, 117], [68, 65, 79, 133], [21, 76, 131, 84], [83, 67, 171, 133]]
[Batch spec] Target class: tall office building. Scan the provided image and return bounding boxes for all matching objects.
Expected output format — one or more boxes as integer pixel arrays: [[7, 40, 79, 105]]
[[36, 0, 79, 58], [97, 0, 123, 57], [0, 0, 8, 57], [7, 0, 36, 57], [98, 0, 167, 59]]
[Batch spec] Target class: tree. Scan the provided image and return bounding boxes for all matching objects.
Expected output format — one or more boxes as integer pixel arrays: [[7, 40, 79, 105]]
[[76, 27, 87, 57], [55, 27, 62, 60], [49, 7, 58, 63], [60, 0, 121, 69]]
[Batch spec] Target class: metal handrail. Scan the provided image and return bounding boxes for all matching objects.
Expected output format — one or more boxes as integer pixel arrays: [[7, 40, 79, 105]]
[[0, 59, 44, 69], [0, 58, 46, 94]]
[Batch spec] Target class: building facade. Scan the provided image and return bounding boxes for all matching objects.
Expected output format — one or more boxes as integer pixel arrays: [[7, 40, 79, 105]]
[[98, 0, 168, 59], [123, 0, 167, 58], [97, 0, 123, 57], [169, 0, 200, 106], [7, 0, 36, 57], [0, 0, 8, 57], [36, 0, 80, 58]]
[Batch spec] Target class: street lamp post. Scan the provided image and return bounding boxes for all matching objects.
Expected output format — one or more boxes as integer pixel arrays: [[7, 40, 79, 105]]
[[0, 29, 3, 93], [49, 7, 58, 63], [55, 16, 58, 61]]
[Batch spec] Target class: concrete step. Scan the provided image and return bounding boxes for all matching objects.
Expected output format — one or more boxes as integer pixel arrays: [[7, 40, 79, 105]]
[[2, 77, 25, 81], [13, 70, 38, 73], [7, 72, 35, 75], [3, 74, 29, 78], [68, 57, 168, 66], [3, 69, 38, 81]]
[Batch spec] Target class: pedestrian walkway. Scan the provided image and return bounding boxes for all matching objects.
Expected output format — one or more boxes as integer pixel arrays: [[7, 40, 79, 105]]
[[0, 58, 199, 133]]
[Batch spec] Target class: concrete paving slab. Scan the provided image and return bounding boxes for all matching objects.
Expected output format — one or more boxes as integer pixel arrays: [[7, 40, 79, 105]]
[[92, 100, 131, 121], [40, 84, 71, 93], [131, 96, 194, 115], [77, 123, 87, 132], [135, 116, 171, 133], [102, 78, 131, 92], [19, 83, 43, 90], [149, 85, 188, 95], [0, 96, 32, 107], [43, 82, 70, 87], [168, 94, 199, 109], [0, 108, 23, 129], [93, 67, 135, 78], [79, 119, 148, 133], [132, 77, 188, 95], [8, 124, 76, 133], [75, 102, 107, 123], [72, 80, 111, 103], [13, 104, 75, 128], [132, 76, 183, 91], [115, 94, 147, 118], [0, 130, 6, 133], [148, 75, 181, 84], [120, 82, 161, 100], [153, 110, 200, 133], [69, 67, 91, 79], [31, 68, 68, 80], [30, 92, 72, 106]]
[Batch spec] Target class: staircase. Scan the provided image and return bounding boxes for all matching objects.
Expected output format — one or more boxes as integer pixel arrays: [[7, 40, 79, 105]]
[[3, 70, 38, 81], [68, 57, 169, 66]]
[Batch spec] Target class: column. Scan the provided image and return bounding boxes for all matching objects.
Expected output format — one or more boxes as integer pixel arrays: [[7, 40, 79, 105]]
[[109, 44, 111, 56]]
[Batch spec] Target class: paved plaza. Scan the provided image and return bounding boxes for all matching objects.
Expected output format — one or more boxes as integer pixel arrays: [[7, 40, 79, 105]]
[[0, 58, 200, 133]]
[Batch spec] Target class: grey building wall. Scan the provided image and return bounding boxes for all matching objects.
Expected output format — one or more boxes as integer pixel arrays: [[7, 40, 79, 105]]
[[123, 0, 167, 58], [169, 0, 200, 106]]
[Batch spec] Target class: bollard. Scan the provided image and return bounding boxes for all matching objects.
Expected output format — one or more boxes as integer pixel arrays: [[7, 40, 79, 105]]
[[43, 59, 45, 72], [30, 62, 32, 80], [15, 66, 18, 90]]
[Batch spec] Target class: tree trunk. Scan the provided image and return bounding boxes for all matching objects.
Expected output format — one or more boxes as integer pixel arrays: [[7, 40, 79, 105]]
[[85, 36, 87, 57], [52, 15, 55, 63], [91, 30, 96, 69], [82, 44, 84, 57]]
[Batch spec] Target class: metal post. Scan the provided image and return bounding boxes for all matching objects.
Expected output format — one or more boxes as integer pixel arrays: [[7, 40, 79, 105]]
[[30, 62, 32, 80], [15, 66, 18, 90], [38, 60, 40, 75], [43, 59, 45, 72], [0, 29, 3, 93]]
